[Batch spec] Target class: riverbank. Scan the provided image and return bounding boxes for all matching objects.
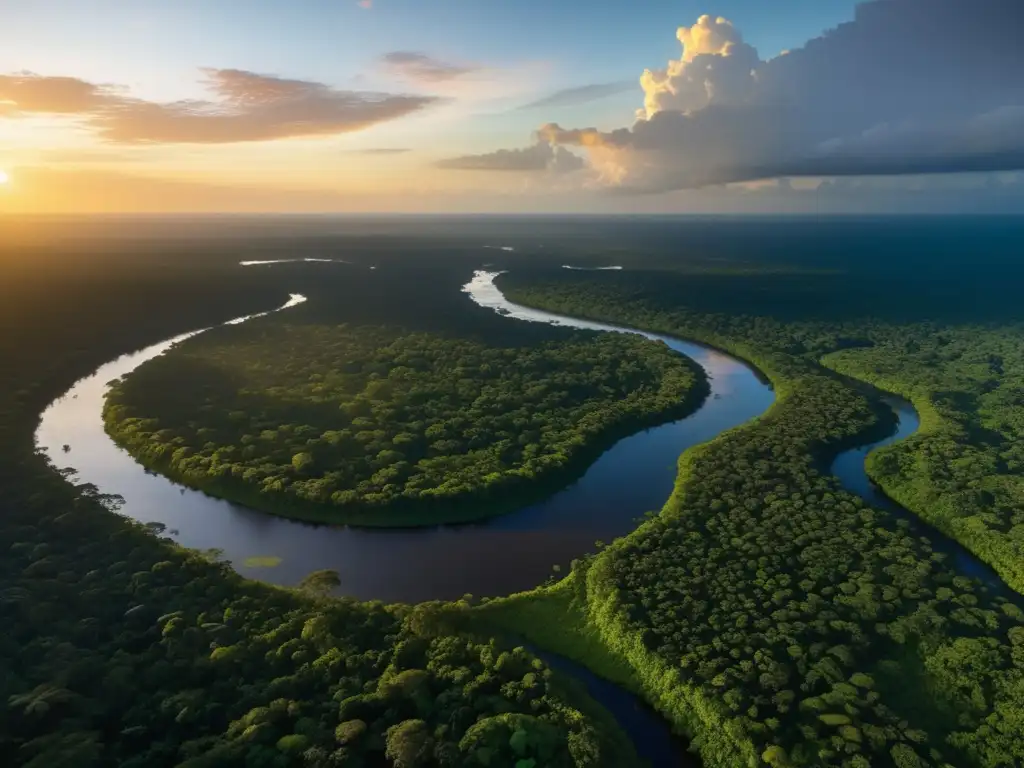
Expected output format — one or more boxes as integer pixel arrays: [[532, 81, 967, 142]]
[[102, 369, 710, 528], [822, 349, 1024, 597], [469, 582, 702, 767]]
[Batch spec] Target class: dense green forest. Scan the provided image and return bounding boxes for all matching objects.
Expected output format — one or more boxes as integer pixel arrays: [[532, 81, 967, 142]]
[[0, 239, 643, 767], [3, 479, 637, 767], [6, 216, 1024, 767], [486, 257, 1024, 768], [104, 309, 702, 525]]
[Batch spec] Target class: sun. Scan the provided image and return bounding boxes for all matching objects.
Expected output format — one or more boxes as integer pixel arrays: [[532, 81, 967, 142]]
[[0, 170, 9, 185]]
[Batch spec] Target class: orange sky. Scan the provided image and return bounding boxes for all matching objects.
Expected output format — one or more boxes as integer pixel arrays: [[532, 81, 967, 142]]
[[2, 1, 1022, 214]]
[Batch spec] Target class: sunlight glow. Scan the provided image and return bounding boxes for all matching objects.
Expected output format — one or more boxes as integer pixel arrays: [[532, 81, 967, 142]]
[[0, 170, 9, 185]]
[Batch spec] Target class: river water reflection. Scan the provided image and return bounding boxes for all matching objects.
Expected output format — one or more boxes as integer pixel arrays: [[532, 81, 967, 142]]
[[35, 269, 774, 603]]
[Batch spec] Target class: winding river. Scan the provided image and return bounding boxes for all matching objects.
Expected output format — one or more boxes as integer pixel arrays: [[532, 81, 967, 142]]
[[34, 264, 1018, 767], [37, 266, 1010, 603], [36, 269, 776, 604], [829, 395, 1011, 595]]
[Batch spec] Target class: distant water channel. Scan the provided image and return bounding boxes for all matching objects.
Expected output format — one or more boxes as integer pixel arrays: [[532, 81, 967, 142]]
[[829, 395, 1012, 596]]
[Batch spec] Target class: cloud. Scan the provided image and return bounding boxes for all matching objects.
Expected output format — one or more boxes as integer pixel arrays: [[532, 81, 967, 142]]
[[438, 142, 585, 173], [346, 147, 411, 154], [0, 73, 119, 115], [517, 81, 635, 111], [381, 52, 478, 84], [639, 15, 759, 119], [525, 0, 1024, 191], [745, 107, 1024, 179], [0, 69, 439, 144]]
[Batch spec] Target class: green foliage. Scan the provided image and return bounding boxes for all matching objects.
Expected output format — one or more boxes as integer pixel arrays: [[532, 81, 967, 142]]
[[460, 713, 564, 766], [385, 719, 432, 767], [8, 684, 76, 718], [335, 719, 366, 745], [824, 332, 1024, 594], [496, 268, 1024, 768], [891, 742, 925, 767], [297, 569, 341, 597], [105, 316, 703, 525], [762, 745, 793, 767], [274, 733, 309, 754]]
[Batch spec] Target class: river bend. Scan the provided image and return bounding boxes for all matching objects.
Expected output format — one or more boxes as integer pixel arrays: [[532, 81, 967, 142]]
[[37, 269, 773, 603]]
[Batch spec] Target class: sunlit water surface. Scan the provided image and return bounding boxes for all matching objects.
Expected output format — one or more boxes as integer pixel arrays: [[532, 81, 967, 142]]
[[37, 270, 774, 603]]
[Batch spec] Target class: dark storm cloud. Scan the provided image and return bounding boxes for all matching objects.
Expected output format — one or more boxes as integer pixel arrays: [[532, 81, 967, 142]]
[[489, 0, 1024, 191]]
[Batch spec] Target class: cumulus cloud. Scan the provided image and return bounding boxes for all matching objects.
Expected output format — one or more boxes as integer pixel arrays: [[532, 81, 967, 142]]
[[517, 81, 635, 111], [438, 142, 585, 173], [524, 0, 1024, 191], [381, 52, 478, 84], [0, 69, 438, 144], [639, 15, 759, 119]]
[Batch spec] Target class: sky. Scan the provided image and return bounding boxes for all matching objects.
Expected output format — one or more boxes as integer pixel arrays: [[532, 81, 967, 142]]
[[1, 0, 1023, 214]]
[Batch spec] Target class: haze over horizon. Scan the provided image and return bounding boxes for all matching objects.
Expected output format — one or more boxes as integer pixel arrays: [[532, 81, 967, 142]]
[[2, 0, 1023, 214]]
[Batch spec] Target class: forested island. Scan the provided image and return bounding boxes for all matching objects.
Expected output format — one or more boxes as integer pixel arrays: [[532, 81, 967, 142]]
[[104, 297, 704, 525]]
